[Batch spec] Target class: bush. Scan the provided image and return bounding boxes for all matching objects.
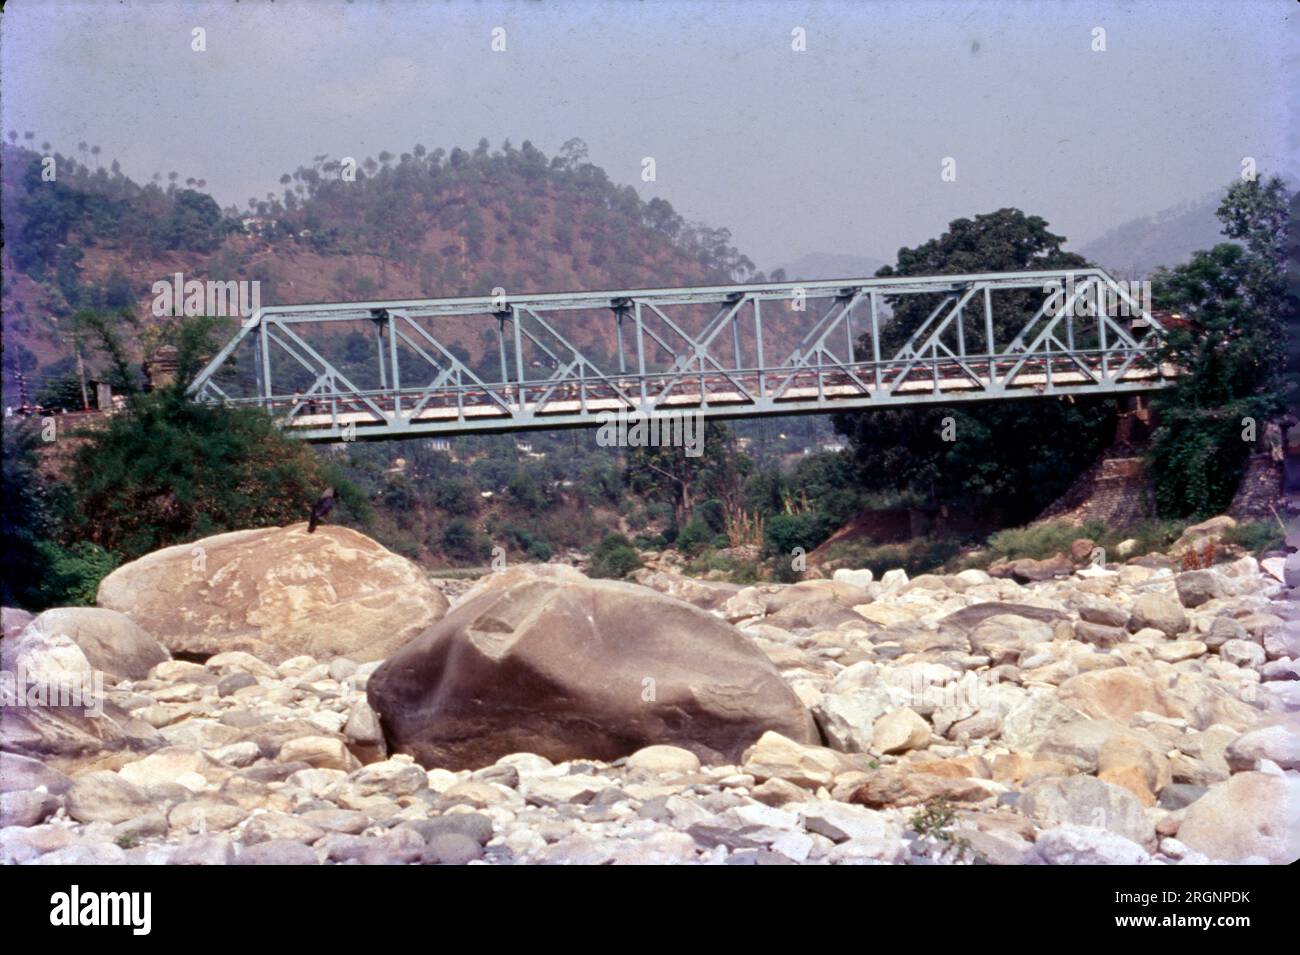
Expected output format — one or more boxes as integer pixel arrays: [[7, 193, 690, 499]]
[[984, 521, 1107, 562], [67, 391, 347, 559], [685, 548, 760, 584], [495, 521, 554, 561], [441, 517, 491, 564], [674, 516, 714, 556], [432, 477, 478, 514], [1222, 521, 1285, 555], [588, 533, 642, 579], [34, 540, 121, 606], [762, 511, 826, 560]]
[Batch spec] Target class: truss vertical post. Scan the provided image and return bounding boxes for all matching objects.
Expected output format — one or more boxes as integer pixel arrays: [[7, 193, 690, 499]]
[[376, 321, 388, 392], [258, 321, 272, 410], [844, 296, 856, 364], [512, 307, 526, 411], [869, 292, 882, 390], [634, 302, 647, 407], [732, 306, 743, 370], [983, 286, 994, 379], [616, 309, 627, 375], [955, 300, 966, 358], [754, 298, 766, 399], [1099, 300, 1109, 379], [388, 312, 400, 417], [496, 314, 509, 385], [1066, 291, 1077, 351]]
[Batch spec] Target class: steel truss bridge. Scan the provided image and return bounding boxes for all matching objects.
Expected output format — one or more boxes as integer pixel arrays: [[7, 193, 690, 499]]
[[188, 269, 1172, 442]]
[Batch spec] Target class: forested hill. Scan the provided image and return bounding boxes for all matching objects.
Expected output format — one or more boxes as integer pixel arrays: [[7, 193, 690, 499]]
[[1, 136, 765, 399]]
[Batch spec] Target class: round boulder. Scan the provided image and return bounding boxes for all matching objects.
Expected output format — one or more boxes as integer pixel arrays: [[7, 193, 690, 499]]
[[1127, 593, 1188, 637], [96, 525, 449, 664], [17, 608, 169, 681], [367, 574, 818, 769]]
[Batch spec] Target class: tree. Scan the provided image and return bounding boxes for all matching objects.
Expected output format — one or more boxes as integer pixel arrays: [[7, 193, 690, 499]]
[[63, 317, 359, 559], [65, 391, 343, 558], [624, 422, 748, 528], [161, 189, 226, 251], [835, 209, 1112, 525], [1, 422, 69, 608], [1147, 176, 1292, 517]]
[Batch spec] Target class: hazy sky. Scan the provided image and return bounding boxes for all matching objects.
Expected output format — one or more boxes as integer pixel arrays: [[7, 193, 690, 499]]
[[2, 0, 1295, 271]]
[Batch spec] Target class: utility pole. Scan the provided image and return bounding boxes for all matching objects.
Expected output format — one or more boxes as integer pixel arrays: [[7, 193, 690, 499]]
[[75, 343, 91, 411]]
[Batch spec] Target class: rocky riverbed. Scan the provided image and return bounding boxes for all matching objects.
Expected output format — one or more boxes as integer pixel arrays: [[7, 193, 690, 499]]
[[1, 523, 1297, 865]]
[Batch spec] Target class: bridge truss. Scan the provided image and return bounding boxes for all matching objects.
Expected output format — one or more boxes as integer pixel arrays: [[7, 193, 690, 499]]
[[187, 268, 1172, 441]]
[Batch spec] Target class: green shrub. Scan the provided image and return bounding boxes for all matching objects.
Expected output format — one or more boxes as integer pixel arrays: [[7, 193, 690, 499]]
[[35, 540, 121, 607], [588, 533, 642, 579], [762, 511, 825, 560], [496, 521, 554, 561], [66, 388, 349, 559], [674, 516, 714, 556], [685, 548, 760, 584], [1222, 521, 1285, 555], [985, 521, 1107, 562], [441, 517, 491, 564]]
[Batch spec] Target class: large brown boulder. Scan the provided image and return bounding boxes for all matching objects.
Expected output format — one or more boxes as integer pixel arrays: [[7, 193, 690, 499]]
[[367, 574, 818, 769], [97, 525, 448, 664]]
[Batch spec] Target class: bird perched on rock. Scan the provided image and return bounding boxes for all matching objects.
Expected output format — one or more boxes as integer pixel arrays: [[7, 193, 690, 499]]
[[307, 487, 336, 533]]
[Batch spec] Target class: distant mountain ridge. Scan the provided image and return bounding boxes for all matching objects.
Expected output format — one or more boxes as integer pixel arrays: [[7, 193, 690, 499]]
[[1073, 191, 1226, 279]]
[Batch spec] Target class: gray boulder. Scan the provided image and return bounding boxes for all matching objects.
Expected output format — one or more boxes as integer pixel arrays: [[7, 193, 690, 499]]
[[1175, 570, 1223, 609], [18, 607, 169, 681], [1020, 775, 1154, 847], [368, 574, 817, 769]]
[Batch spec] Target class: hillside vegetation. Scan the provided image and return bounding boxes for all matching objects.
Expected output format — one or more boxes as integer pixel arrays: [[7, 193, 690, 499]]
[[2, 136, 763, 397]]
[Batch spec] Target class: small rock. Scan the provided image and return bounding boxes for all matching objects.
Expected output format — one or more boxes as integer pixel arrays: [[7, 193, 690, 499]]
[[1158, 783, 1208, 810], [234, 839, 320, 865], [626, 745, 701, 775], [1220, 640, 1265, 670], [0, 790, 60, 827], [423, 832, 483, 865], [1031, 825, 1151, 865], [742, 732, 847, 789], [217, 672, 258, 697], [168, 833, 235, 865], [1224, 724, 1300, 772], [871, 708, 931, 755], [66, 771, 152, 824], [832, 568, 875, 588], [278, 735, 360, 771], [1128, 593, 1188, 637], [1175, 570, 1223, 608], [1020, 775, 1154, 847]]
